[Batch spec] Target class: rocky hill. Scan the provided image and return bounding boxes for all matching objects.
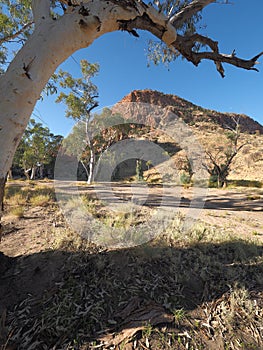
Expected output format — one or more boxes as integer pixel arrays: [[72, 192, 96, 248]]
[[115, 89, 263, 183], [119, 89, 263, 134]]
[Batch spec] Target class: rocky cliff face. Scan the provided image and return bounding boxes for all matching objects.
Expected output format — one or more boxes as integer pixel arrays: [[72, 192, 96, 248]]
[[118, 89, 263, 134]]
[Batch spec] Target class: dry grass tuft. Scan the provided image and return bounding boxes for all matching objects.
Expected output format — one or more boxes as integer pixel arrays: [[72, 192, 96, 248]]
[[29, 194, 51, 207], [50, 227, 96, 252], [9, 206, 25, 218], [4, 183, 56, 209], [6, 193, 27, 207]]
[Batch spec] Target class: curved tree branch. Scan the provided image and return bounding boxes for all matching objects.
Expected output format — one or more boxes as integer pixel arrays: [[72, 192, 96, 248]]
[[122, 5, 263, 78], [173, 33, 263, 77]]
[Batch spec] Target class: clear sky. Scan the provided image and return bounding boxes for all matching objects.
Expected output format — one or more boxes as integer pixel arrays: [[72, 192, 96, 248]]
[[35, 0, 263, 136]]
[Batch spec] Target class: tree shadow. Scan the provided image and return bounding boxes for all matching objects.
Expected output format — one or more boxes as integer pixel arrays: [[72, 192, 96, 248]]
[[81, 183, 263, 212], [0, 238, 262, 348]]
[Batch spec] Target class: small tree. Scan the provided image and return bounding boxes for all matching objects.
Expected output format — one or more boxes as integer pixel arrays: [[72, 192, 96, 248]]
[[177, 153, 194, 186], [55, 60, 99, 184], [204, 117, 245, 188]]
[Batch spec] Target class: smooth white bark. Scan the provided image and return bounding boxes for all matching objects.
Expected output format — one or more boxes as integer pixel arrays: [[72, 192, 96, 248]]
[[32, 0, 51, 26], [87, 147, 95, 184], [30, 166, 36, 180]]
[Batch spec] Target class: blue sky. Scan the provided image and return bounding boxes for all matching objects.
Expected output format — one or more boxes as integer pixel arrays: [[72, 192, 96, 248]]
[[35, 0, 263, 135]]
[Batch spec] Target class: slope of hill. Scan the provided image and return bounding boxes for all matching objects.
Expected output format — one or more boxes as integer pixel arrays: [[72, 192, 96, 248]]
[[119, 89, 263, 134], [116, 89, 263, 183]]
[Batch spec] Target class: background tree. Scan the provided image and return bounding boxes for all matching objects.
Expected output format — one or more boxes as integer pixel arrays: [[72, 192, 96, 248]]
[[176, 152, 194, 186], [1, 0, 262, 220], [55, 59, 99, 183], [12, 119, 63, 180], [203, 117, 246, 188], [62, 106, 149, 182]]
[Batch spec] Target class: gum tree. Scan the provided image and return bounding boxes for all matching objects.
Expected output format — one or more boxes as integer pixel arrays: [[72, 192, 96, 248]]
[[0, 0, 262, 223], [61, 106, 148, 182], [55, 59, 99, 184]]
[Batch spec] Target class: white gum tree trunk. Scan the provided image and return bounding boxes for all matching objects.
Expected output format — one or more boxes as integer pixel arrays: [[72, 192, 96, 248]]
[[87, 146, 95, 184]]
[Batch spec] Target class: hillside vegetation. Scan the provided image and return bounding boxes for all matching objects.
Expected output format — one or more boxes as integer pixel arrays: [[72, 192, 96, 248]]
[[117, 89, 263, 183]]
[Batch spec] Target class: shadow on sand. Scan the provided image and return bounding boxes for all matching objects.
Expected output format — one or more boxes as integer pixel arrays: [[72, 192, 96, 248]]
[[0, 237, 262, 349]]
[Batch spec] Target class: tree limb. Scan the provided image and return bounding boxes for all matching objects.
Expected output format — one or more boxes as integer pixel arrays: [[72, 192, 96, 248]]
[[87, 100, 99, 114], [32, 0, 51, 25], [172, 33, 263, 77], [118, 2, 263, 77], [0, 22, 33, 46], [169, 0, 215, 27]]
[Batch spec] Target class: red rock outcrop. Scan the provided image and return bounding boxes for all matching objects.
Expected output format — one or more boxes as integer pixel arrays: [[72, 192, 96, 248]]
[[117, 89, 263, 134]]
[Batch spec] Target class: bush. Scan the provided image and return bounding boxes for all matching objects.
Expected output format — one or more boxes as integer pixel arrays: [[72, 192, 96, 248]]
[[208, 174, 218, 188], [180, 172, 191, 187]]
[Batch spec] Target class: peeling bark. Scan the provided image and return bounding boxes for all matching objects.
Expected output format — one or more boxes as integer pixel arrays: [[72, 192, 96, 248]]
[[0, 1, 119, 181]]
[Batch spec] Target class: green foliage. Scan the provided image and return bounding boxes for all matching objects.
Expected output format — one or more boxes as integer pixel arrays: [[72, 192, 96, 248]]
[[208, 174, 218, 188], [55, 60, 100, 182], [173, 308, 186, 325], [13, 119, 63, 178], [0, 1, 33, 71], [55, 60, 99, 120], [62, 107, 150, 181], [0, 1, 63, 89], [147, 0, 203, 67], [57, 61, 150, 182], [1, 0, 206, 75], [180, 171, 191, 186]]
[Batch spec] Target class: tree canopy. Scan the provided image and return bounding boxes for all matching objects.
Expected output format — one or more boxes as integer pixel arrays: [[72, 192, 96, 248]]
[[12, 119, 63, 179]]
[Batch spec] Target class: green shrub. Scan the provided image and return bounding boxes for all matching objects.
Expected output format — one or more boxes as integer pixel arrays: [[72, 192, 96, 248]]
[[180, 172, 191, 187]]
